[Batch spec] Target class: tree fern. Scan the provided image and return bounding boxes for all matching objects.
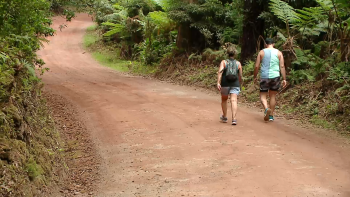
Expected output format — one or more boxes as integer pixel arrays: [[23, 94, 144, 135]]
[[315, 0, 333, 11], [293, 6, 328, 36], [101, 7, 128, 37], [269, 0, 299, 36], [148, 11, 174, 33], [277, 32, 287, 42], [102, 22, 122, 27], [102, 23, 125, 36]]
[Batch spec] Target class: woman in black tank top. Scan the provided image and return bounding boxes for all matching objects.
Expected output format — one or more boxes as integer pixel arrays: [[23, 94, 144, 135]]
[[221, 59, 240, 88], [216, 47, 243, 125]]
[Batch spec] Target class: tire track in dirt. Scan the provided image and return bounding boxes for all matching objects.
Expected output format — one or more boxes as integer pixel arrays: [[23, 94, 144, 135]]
[[38, 14, 350, 197]]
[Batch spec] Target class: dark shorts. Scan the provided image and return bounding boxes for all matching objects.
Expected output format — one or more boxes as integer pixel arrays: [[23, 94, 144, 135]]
[[260, 77, 280, 92]]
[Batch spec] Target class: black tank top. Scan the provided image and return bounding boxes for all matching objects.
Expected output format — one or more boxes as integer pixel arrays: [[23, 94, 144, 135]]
[[221, 59, 240, 87]]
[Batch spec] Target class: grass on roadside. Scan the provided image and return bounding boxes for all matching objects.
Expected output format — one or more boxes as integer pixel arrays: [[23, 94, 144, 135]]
[[83, 25, 130, 72], [83, 25, 157, 74], [86, 24, 97, 32], [129, 61, 159, 75], [91, 51, 130, 72], [84, 34, 99, 48], [83, 25, 98, 48]]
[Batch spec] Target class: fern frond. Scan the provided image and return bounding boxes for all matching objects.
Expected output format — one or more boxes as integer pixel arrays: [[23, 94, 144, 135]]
[[316, 0, 333, 11], [103, 25, 124, 36], [288, 5, 329, 36], [0, 52, 8, 63], [102, 22, 120, 27], [269, 0, 299, 24], [23, 60, 35, 77], [277, 32, 287, 42]]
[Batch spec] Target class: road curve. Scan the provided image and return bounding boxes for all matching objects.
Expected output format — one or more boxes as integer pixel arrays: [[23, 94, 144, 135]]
[[38, 14, 350, 197]]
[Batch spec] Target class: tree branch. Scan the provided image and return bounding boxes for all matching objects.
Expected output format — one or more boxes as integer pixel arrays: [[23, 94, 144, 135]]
[[331, 0, 343, 32]]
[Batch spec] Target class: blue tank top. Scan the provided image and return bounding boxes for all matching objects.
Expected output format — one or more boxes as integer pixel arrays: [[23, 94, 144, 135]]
[[261, 48, 280, 79]]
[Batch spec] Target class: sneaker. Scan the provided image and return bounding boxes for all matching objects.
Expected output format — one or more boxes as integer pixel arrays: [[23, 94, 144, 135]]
[[264, 108, 272, 121], [269, 115, 274, 121], [232, 119, 237, 125], [220, 115, 228, 123]]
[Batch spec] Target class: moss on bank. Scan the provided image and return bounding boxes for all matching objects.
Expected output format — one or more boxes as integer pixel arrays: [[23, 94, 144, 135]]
[[0, 46, 66, 196]]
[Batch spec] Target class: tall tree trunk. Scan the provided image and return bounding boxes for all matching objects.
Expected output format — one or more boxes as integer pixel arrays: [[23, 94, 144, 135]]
[[240, 0, 266, 64], [341, 37, 349, 62], [176, 24, 190, 50], [175, 0, 197, 50]]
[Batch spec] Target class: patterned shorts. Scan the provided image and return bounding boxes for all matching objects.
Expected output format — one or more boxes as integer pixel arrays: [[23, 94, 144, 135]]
[[260, 77, 280, 92]]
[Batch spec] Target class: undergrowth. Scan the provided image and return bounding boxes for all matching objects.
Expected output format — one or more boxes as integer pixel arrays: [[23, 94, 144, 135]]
[[0, 0, 97, 196], [0, 71, 66, 196], [0, 34, 66, 196]]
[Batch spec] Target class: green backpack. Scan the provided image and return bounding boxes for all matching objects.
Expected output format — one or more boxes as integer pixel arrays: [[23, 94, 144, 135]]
[[225, 59, 238, 82]]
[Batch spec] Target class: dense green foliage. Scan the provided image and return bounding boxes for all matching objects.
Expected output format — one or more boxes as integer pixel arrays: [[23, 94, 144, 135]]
[[91, 0, 349, 131], [0, 0, 52, 107], [166, 0, 243, 47], [260, 0, 349, 131], [50, 0, 95, 20], [93, 0, 175, 63], [93, 0, 243, 64], [92, 0, 349, 85], [0, 0, 93, 196]]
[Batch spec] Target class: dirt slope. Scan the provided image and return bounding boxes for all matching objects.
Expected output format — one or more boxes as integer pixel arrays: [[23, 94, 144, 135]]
[[38, 14, 350, 197]]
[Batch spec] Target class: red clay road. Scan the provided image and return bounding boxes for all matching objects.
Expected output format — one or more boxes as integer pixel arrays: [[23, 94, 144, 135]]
[[38, 14, 350, 197]]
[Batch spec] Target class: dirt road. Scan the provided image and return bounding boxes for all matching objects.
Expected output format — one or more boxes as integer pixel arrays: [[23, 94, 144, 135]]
[[38, 14, 350, 197]]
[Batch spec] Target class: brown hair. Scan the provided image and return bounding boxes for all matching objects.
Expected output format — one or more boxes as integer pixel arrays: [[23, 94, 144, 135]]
[[227, 46, 237, 58]]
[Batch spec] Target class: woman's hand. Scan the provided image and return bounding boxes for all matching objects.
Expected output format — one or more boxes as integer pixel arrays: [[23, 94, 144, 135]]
[[217, 83, 221, 91]]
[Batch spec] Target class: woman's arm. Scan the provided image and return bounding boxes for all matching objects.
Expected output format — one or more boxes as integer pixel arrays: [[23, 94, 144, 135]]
[[217, 60, 226, 90], [238, 61, 243, 87]]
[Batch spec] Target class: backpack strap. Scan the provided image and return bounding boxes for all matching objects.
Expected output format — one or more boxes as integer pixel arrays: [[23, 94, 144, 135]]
[[224, 59, 231, 68], [224, 59, 236, 68], [223, 59, 228, 68], [233, 59, 237, 70]]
